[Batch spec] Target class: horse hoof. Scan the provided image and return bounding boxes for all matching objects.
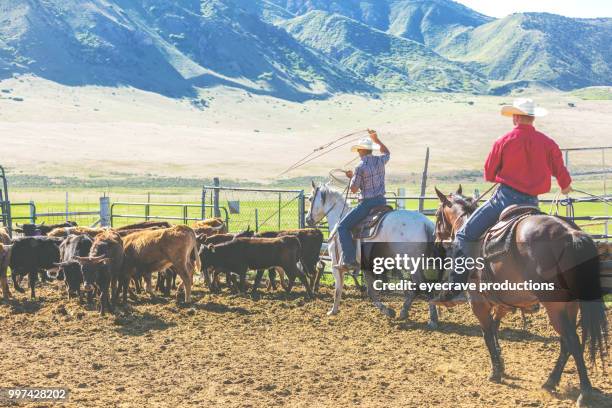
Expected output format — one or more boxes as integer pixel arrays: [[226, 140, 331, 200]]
[[398, 309, 409, 320], [541, 382, 556, 393], [427, 320, 439, 330], [384, 308, 396, 319], [488, 372, 502, 383], [327, 309, 338, 316]]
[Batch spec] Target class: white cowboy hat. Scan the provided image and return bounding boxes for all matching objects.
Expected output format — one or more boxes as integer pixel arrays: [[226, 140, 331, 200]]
[[350, 137, 380, 152], [501, 98, 548, 117]]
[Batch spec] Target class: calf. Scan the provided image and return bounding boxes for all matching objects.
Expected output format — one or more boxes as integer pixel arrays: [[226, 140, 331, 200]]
[[255, 229, 324, 293], [199, 237, 312, 298], [9, 237, 61, 298], [198, 230, 255, 292], [49, 235, 93, 300], [75, 231, 125, 315], [122, 225, 200, 303]]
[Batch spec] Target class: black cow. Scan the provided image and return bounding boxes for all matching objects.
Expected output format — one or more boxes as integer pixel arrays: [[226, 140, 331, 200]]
[[16, 221, 78, 237], [10, 237, 62, 298], [199, 236, 312, 298], [49, 235, 93, 301], [255, 229, 324, 293], [75, 231, 124, 315]]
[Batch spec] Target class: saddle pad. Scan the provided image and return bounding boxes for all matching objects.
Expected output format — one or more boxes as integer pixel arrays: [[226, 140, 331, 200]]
[[352, 206, 393, 240], [483, 207, 543, 261]]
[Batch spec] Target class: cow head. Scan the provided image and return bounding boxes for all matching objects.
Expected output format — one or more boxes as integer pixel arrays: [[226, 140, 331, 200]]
[[75, 255, 112, 292]]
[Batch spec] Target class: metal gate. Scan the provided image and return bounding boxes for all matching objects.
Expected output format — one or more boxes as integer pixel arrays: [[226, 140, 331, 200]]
[[202, 183, 305, 233], [0, 165, 12, 234]]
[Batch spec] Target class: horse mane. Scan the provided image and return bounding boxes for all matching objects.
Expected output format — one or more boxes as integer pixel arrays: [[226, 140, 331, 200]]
[[451, 193, 478, 214], [319, 184, 346, 202]]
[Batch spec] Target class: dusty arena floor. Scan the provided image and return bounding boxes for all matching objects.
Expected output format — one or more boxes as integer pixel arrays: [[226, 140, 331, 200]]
[[1, 285, 610, 408]]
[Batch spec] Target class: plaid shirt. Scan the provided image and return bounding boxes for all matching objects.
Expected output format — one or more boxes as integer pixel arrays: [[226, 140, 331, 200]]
[[350, 152, 390, 199]]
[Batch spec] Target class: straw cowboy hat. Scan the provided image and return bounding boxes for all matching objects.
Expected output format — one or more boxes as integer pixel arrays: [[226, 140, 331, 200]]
[[351, 137, 380, 152], [501, 98, 548, 117]]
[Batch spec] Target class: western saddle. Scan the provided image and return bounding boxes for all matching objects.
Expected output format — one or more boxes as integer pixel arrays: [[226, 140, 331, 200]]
[[482, 204, 543, 260], [352, 205, 394, 239]]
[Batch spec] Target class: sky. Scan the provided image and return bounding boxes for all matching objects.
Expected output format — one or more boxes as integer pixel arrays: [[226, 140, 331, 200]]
[[456, 0, 612, 18]]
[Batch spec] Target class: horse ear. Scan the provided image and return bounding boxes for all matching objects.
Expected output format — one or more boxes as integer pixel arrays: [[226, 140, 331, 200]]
[[435, 187, 452, 207], [456, 184, 463, 195], [311, 180, 316, 189]]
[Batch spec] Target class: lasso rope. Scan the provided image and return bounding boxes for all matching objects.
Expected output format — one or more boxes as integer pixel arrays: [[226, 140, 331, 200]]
[[277, 129, 367, 177]]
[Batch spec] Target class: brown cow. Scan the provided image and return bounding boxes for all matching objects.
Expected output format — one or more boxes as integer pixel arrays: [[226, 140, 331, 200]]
[[48, 226, 105, 238], [122, 225, 200, 303], [0, 227, 10, 245], [0, 243, 11, 299], [115, 221, 171, 231], [193, 218, 227, 235]]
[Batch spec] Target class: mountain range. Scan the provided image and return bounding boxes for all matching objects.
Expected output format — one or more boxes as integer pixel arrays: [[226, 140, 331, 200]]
[[0, 0, 610, 99]]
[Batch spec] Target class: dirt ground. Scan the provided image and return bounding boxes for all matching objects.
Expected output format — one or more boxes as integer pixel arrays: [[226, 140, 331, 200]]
[[1, 284, 610, 408]]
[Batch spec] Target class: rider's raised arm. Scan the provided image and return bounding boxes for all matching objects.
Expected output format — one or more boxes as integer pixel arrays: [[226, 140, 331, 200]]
[[549, 140, 572, 191], [368, 130, 390, 160], [484, 138, 503, 182]]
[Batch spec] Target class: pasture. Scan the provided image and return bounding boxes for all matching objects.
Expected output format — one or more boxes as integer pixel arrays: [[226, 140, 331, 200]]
[[1, 284, 610, 408]]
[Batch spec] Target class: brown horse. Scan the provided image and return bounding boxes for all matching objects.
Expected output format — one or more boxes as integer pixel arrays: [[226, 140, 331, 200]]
[[434, 186, 608, 406]]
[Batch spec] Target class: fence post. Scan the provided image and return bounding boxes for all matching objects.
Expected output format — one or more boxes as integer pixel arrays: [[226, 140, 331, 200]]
[[29, 200, 36, 223], [213, 177, 221, 218], [65, 192, 69, 221], [278, 192, 282, 230], [255, 209, 259, 233], [397, 188, 406, 209], [298, 191, 305, 228], [201, 189, 206, 220], [419, 147, 430, 213], [99, 196, 111, 227]]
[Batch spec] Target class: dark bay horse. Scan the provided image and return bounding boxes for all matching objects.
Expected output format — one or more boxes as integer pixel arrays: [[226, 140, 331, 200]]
[[434, 186, 608, 406]]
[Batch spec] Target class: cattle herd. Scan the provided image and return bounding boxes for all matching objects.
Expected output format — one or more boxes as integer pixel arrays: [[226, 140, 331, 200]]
[[0, 219, 324, 315]]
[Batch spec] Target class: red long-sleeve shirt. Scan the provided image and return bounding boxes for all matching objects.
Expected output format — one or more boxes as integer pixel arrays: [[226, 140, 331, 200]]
[[484, 124, 571, 196]]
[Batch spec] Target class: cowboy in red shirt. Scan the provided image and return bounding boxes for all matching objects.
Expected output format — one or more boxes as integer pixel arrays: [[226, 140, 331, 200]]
[[434, 98, 572, 304]]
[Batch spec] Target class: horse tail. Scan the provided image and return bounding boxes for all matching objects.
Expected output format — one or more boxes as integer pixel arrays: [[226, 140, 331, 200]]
[[568, 231, 609, 366]]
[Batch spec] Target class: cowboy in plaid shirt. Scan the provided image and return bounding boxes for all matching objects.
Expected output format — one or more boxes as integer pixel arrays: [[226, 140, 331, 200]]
[[336, 130, 390, 271]]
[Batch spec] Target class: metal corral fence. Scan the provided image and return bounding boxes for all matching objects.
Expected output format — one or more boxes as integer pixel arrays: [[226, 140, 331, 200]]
[[202, 180, 305, 233]]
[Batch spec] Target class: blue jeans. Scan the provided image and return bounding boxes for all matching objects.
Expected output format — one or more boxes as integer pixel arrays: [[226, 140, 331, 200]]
[[456, 184, 539, 261], [337, 195, 387, 265]]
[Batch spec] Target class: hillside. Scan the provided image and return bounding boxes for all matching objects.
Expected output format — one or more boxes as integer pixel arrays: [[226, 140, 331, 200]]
[[438, 13, 612, 90], [283, 11, 486, 92], [0, 0, 610, 98], [0, 0, 370, 100]]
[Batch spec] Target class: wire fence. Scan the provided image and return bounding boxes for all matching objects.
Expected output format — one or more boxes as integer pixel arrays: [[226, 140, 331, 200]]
[[202, 185, 305, 233]]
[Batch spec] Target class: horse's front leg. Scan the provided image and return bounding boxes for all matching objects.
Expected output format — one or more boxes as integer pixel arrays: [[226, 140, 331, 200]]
[[470, 295, 503, 382], [327, 266, 344, 316], [364, 269, 395, 318]]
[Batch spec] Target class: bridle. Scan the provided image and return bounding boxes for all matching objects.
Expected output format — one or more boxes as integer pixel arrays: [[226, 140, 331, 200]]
[[435, 196, 473, 241], [308, 186, 349, 226]]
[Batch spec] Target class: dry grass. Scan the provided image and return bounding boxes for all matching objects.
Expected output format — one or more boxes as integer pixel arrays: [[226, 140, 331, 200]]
[[0, 77, 610, 182]]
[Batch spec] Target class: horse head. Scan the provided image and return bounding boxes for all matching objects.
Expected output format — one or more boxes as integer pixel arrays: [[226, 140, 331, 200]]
[[434, 186, 477, 241]]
